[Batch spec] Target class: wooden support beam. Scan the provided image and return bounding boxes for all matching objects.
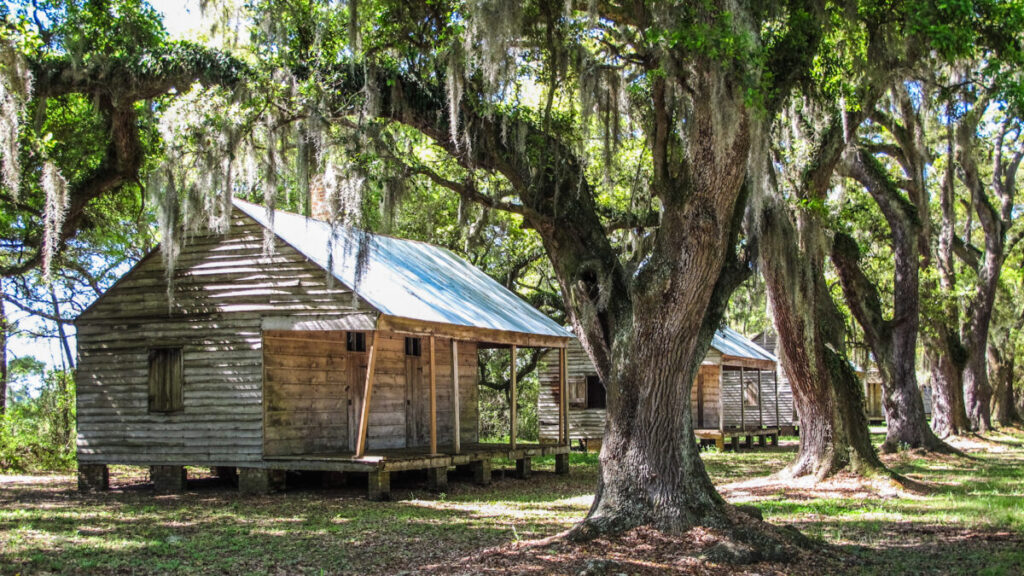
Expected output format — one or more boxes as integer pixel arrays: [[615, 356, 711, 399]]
[[558, 347, 567, 445], [429, 335, 437, 455], [510, 344, 518, 450], [740, 366, 746, 431], [757, 369, 763, 428], [452, 339, 461, 454], [355, 335, 378, 458], [774, 368, 780, 429]]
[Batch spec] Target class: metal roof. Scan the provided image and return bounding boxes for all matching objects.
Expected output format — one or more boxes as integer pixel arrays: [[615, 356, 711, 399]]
[[234, 198, 572, 340], [712, 326, 778, 363]]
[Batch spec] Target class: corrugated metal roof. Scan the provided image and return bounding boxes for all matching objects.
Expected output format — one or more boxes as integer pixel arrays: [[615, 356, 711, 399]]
[[712, 326, 778, 363], [234, 198, 572, 340]]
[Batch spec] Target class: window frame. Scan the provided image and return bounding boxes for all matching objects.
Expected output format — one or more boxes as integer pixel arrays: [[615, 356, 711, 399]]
[[585, 374, 607, 410], [148, 347, 184, 413], [405, 337, 422, 357], [346, 332, 367, 352]]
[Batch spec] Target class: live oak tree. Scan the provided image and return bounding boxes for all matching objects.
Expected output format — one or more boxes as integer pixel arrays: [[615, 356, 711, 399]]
[[831, 82, 948, 453], [247, 0, 832, 541]]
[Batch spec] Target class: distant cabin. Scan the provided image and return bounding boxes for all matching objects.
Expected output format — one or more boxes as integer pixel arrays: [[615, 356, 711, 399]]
[[538, 328, 793, 450], [75, 198, 573, 499]]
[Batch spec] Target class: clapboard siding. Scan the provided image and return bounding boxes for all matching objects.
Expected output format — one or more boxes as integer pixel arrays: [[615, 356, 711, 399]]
[[752, 331, 795, 426], [538, 341, 602, 441], [76, 208, 375, 467]]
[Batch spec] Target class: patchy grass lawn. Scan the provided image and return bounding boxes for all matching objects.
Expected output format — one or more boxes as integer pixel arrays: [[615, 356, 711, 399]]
[[2, 429, 1023, 575]]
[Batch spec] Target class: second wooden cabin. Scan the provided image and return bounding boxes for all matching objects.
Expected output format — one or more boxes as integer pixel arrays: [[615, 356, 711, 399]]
[[538, 328, 794, 450]]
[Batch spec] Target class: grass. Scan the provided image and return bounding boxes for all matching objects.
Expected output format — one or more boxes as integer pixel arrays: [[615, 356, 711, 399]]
[[2, 429, 1023, 575]]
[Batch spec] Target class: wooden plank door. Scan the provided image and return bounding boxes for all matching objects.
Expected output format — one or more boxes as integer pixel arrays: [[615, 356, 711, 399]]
[[405, 355, 428, 447], [348, 354, 367, 452]]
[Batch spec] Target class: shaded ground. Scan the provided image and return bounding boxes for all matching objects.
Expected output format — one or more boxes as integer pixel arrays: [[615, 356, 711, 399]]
[[2, 428, 1023, 575]]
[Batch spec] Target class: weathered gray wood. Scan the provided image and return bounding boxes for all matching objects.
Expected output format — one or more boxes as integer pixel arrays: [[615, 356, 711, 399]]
[[76, 208, 374, 469]]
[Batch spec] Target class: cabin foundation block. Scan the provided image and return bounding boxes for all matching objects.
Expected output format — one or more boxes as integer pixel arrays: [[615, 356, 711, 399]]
[[555, 453, 570, 475], [758, 435, 767, 447], [150, 465, 187, 494], [426, 467, 448, 491], [239, 468, 274, 494], [515, 458, 532, 479], [368, 470, 390, 500], [77, 464, 109, 492], [771, 434, 779, 446], [472, 460, 492, 485]]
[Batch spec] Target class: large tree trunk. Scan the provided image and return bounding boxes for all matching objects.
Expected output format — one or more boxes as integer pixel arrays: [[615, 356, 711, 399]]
[[761, 196, 884, 479], [963, 277, 998, 432], [834, 149, 945, 453], [925, 338, 970, 437], [989, 342, 1020, 426]]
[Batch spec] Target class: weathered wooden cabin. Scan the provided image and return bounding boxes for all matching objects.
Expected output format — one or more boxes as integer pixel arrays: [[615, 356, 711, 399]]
[[538, 328, 791, 450], [75, 198, 573, 499]]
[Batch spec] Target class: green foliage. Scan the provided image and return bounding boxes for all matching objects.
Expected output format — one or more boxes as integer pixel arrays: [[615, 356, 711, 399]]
[[0, 366, 76, 472]]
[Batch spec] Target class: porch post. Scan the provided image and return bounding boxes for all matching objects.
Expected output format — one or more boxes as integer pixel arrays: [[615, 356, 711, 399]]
[[510, 344, 518, 450], [774, 368, 780, 429], [429, 335, 437, 455], [355, 334, 378, 458], [452, 339, 461, 454], [740, 366, 746, 431], [758, 369, 763, 428], [561, 344, 569, 444]]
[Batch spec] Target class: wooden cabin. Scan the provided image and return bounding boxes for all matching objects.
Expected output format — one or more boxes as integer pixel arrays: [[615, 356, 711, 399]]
[[538, 328, 791, 450], [75, 198, 573, 499]]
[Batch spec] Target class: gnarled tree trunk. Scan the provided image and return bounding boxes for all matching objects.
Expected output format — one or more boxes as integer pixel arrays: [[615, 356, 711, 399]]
[[989, 343, 1020, 426], [761, 195, 884, 479], [925, 338, 970, 437], [834, 147, 945, 453]]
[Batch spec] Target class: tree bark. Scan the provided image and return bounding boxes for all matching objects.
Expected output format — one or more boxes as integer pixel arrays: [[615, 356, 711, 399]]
[[833, 148, 945, 453], [925, 336, 970, 436], [989, 343, 1020, 426]]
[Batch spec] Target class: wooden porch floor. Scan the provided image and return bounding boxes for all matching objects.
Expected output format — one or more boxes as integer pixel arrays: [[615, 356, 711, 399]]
[[264, 442, 570, 472]]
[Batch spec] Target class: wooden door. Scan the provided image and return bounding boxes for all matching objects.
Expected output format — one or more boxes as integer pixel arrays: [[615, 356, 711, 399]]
[[348, 354, 367, 451], [406, 355, 429, 447]]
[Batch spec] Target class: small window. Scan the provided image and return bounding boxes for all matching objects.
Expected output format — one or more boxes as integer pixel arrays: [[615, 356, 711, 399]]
[[586, 375, 607, 409], [148, 348, 183, 413], [347, 332, 366, 352], [405, 337, 422, 356]]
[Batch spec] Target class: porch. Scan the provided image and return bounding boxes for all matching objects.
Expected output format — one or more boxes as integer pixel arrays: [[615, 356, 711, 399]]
[[262, 442, 571, 499]]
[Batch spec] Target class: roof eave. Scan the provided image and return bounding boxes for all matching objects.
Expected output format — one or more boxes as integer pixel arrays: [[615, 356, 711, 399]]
[[376, 314, 570, 348]]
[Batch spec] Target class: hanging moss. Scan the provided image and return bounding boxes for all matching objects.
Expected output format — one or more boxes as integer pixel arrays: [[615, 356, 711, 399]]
[[0, 36, 31, 199]]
